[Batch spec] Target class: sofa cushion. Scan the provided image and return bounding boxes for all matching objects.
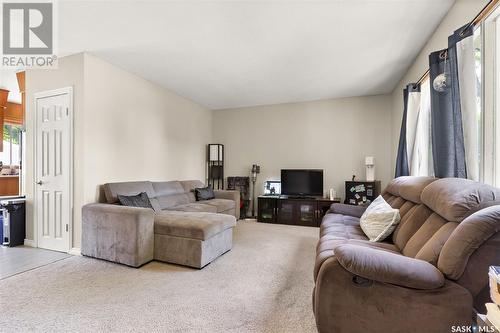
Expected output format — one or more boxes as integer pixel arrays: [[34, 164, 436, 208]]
[[180, 180, 205, 203], [203, 198, 235, 213], [103, 181, 155, 204], [320, 213, 366, 239], [329, 203, 366, 218], [384, 177, 405, 197], [117, 192, 153, 210], [414, 222, 458, 265], [168, 203, 217, 213], [154, 211, 236, 240], [397, 176, 437, 204], [383, 176, 436, 203], [151, 181, 190, 210], [421, 178, 500, 222], [392, 204, 433, 250], [389, 197, 406, 209], [316, 236, 399, 254], [157, 194, 191, 210], [398, 201, 417, 218], [152, 181, 185, 196], [402, 213, 448, 258]]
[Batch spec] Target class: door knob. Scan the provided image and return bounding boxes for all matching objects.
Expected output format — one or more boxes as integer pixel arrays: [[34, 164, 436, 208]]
[[36, 180, 43, 185]]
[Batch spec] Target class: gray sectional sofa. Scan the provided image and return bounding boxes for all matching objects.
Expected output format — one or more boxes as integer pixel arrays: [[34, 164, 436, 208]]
[[82, 180, 240, 268]]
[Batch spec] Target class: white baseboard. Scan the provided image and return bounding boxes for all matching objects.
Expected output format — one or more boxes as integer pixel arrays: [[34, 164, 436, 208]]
[[69, 247, 81, 256], [24, 239, 36, 247]]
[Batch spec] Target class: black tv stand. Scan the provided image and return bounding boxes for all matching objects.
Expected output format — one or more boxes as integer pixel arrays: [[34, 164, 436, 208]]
[[257, 195, 341, 227], [280, 195, 317, 200]]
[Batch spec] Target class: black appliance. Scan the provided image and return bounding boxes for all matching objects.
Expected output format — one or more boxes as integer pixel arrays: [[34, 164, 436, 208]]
[[227, 177, 250, 219], [1, 196, 26, 247], [281, 169, 323, 197]]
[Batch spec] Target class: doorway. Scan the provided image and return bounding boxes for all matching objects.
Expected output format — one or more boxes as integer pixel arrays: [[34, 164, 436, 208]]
[[34, 87, 73, 252]]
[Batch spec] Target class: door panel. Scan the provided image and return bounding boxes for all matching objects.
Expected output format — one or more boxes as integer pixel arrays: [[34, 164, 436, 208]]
[[296, 201, 317, 227], [277, 201, 294, 224], [257, 197, 276, 223], [36, 90, 71, 252]]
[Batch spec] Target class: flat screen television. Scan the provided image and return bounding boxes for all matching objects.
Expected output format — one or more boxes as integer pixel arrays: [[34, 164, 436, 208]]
[[281, 169, 323, 197]]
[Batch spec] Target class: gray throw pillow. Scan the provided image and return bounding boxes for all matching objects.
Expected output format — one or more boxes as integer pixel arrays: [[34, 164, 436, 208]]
[[117, 192, 153, 209], [195, 187, 215, 201]]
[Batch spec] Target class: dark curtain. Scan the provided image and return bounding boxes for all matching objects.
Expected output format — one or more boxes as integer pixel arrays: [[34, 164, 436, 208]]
[[395, 86, 409, 177], [395, 83, 420, 177], [429, 46, 467, 178]]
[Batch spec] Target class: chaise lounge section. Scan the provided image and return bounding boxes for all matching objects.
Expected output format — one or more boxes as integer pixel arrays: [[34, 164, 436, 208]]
[[314, 176, 500, 333], [82, 180, 239, 268]]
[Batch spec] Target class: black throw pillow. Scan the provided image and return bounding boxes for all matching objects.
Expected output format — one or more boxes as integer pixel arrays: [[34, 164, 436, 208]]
[[117, 192, 153, 209], [195, 186, 215, 201]]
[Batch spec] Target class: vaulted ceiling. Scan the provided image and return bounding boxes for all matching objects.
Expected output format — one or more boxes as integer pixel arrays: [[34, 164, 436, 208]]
[[58, 0, 455, 109]]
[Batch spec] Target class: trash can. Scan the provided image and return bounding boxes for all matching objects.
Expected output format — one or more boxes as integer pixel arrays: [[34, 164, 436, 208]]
[[0, 210, 4, 246], [1, 197, 26, 247]]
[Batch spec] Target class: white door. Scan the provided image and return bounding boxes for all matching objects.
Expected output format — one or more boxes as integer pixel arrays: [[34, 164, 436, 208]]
[[35, 88, 72, 252]]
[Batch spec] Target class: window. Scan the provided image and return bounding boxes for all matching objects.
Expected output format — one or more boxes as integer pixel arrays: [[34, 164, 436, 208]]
[[458, 24, 484, 182], [0, 123, 22, 167], [473, 26, 483, 181], [481, 5, 500, 185], [409, 77, 433, 177]]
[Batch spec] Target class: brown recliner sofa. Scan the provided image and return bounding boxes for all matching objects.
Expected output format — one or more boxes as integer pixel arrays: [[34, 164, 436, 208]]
[[313, 176, 500, 333]]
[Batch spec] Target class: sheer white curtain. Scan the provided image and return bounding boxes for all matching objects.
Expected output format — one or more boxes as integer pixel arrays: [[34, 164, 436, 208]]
[[406, 79, 434, 177], [456, 30, 481, 181]]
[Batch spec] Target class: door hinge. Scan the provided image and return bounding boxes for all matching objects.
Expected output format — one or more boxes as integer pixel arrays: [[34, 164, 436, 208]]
[[66, 224, 69, 232], [66, 107, 69, 116]]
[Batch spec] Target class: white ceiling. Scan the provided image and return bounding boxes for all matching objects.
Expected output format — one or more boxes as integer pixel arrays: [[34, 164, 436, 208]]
[[58, 0, 455, 109]]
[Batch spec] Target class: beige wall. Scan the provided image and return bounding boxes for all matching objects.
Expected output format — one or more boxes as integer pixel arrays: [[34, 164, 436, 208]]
[[25, 53, 211, 250], [212, 95, 393, 199], [82, 53, 211, 205], [390, 0, 489, 170], [23, 0, 487, 249]]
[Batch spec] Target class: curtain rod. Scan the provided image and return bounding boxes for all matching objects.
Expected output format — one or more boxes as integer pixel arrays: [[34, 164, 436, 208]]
[[415, 0, 499, 86], [461, 0, 499, 35], [416, 70, 429, 85]]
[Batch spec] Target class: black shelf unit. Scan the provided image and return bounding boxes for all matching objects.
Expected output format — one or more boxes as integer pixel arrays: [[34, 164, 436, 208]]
[[207, 144, 224, 190], [344, 180, 381, 206]]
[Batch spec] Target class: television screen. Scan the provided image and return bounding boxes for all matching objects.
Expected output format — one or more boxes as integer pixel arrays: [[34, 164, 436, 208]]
[[281, 169, 323, 196]]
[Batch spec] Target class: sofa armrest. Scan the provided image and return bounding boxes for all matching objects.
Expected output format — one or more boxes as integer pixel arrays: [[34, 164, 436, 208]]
[[82, 203, 154, 267], [214, 190, 240, 219], [334, 244, 444, 290], [329, 203, 367, 218], [314, 256, 472, 333]]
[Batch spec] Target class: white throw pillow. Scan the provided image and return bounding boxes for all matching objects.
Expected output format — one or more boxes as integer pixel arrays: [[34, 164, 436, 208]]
[[360, 195, 401, 242]]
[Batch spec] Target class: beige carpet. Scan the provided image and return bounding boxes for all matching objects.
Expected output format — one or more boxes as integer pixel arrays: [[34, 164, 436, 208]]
[[0, 221, 319, 333]]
